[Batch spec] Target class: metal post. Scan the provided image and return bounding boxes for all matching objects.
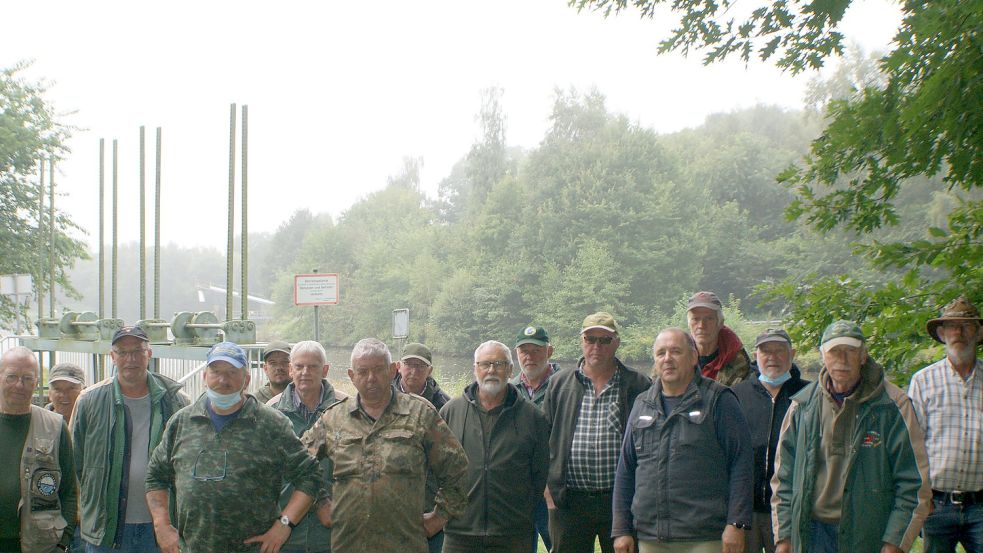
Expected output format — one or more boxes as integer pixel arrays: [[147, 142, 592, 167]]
[[48, 159, 55, 319], [37, 160, 44, 328], [99, 139, 105, 319], [313, 268, 320, 343], [154, 127, 162, 320], [226, 104, 236, 322], [112, 139, 118, 319], [139, 126, 146, 320], [240, 105, 248, 321]]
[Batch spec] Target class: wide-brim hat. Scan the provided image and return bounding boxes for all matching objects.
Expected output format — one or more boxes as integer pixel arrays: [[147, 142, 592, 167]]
[[927, 296, 982, 343]]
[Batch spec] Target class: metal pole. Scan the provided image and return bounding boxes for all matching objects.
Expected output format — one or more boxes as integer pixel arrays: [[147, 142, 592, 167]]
[[112, 139, 118, 319], [99, 139, 105, 319], [139, 126, 146, 320], [48, 158, 55, 319], [240, 105, 248, 321], [154, 127, 162, 320], [37, 160, 44, 327], [313, 268, 320, 343], [226, 104, 236, 322]]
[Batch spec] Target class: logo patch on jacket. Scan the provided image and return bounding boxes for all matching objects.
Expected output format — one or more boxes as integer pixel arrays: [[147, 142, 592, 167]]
[[862, 431, 882, 448], [35, 473, 57, 496]]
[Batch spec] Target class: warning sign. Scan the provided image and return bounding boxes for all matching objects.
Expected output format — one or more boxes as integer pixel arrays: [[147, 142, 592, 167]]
[[294, 274, 339, 306]]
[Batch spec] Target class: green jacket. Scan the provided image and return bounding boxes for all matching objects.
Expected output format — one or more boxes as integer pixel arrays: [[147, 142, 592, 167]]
[[146, 394, 322, 552], [270, 380, 347, 551], [72, 372, 188, 547], [771, 359, 932, 553], [439, 383, 549, 537]]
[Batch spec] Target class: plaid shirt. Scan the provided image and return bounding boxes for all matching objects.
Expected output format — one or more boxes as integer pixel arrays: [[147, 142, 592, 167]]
[[566, 367, 623, 491], [908, 357, 983, 492], [291, 385, 320, 424]]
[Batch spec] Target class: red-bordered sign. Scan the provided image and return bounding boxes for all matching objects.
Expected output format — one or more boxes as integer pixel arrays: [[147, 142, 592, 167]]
[[293, 274, 339, 306]]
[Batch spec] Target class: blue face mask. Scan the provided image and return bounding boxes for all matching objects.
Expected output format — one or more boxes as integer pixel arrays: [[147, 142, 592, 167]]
[[206, 385, 244, 410], [759, 370, 792, 387]]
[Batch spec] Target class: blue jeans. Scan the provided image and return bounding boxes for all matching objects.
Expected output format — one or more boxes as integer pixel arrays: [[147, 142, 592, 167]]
[[923, 500, 983, 553], [531, 497, 551, 553], [807, 519, 838, 553], [85, 523, 160, 553]]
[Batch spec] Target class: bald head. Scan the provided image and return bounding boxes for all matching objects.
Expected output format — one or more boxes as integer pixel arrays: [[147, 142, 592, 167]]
[[1, 346, 38, 374], [1, 346, 39, 414]]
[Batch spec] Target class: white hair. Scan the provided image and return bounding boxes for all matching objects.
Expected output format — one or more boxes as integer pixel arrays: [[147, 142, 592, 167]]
[[351, 338, 392, 368], [291, 340, 327, 366], [474, 340, 514, 366]]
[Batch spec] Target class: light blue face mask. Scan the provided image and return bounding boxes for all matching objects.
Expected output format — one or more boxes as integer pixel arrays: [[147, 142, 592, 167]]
[[759, 370, 792, 387], [206, 385, 244, 410]]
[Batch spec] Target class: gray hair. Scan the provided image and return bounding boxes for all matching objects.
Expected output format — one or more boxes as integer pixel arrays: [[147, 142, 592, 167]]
[[350, 338, 392, 368], [291, 340, 327, 366], [652, 328, 699, 356], [0, 346, 39, 375], [474, 340, 514, 367]]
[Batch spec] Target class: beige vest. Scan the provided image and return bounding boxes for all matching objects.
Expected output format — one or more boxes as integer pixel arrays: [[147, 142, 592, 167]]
[[18, 405, 68, 553]]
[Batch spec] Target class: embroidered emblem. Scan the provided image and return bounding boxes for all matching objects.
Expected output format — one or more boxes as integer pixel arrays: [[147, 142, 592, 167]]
[[862, 431, 882, 448], [35, 473, 57, 496], [524, 326, 536, 336]]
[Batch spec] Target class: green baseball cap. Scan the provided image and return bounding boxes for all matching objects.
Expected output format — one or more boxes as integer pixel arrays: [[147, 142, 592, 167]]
[[820, 320, 865, 349], [400, 343, 432, 366], [582, 312, 620, 335], [263, 340, 292, 360], [515, 326, 550, 347]]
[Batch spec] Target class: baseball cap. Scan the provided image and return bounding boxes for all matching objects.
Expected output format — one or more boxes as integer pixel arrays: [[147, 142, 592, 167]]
[[582, 312, 620, 335], [687, 291, 723, 314], [111, 325, 149, 345], [400, 343, 432, 366], [49, 363, 85, 386], [820, 320, 865, 350], [516, 326, 550, 347], [263, 340, 291, 360], [207, 341, 248, 369], [755, 329, 792, 348]]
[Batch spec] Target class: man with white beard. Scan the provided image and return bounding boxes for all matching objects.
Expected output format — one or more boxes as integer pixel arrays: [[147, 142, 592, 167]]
[[908, 296, 983, 553], [439, 340, 550, 553]]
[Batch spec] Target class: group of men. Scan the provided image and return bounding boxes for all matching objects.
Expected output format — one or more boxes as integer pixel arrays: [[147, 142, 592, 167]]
[[0, 291, 979, 553]]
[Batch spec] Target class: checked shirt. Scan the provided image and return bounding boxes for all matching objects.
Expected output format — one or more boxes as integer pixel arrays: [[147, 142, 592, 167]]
[[566, 367, 623, 491]]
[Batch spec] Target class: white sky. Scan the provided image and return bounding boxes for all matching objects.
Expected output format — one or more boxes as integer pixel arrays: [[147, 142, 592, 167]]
[[3, 0, 902, 250]]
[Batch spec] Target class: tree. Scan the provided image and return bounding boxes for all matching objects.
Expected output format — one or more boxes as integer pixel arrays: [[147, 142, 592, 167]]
[[0, 62, 88, 328]]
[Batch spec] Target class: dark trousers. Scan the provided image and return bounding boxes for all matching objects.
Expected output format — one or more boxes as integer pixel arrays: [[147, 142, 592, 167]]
[[429, 530, 445, 553], [923, 500, 983, 553], [549, 490, 614, 553], [442, 532, 533, 553], [532, 497, 552, 553], [807, 520, 839, 553]]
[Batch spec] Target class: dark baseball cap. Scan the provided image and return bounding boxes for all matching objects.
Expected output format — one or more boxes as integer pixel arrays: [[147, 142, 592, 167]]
[[516, 326, 550, 347], [111, 326, 149, 345], [263, 340, 291, 360], [754, 329, 792, 348], [687, 291, 723, 314], [400, 343, 432, 366]]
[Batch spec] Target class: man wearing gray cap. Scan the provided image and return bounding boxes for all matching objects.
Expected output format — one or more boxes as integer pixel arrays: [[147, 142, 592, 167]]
[[686, 291, 751, 387], [255, 340, 292, 404], [73, 326, 189, 552], [395, 342, 450, 411], [46, 362, 86, 426], [732, 329, 809, 552], [772, 321, 931, 553]]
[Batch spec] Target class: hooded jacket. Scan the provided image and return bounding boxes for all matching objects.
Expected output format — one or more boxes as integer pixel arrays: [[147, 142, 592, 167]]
[[699, 325, 751, 387], [771, 358, 932, 552], [439, 382, 549, 537], [393, 373, 450, 411]]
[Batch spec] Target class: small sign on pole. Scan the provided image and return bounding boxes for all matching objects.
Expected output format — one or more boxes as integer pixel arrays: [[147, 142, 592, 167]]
[[392, 309, 409, 339], [294, 274, 339, 306]]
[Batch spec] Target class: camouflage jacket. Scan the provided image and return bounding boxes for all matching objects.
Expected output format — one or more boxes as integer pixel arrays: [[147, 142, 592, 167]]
[[301, 389, 468, 553], [146, 395, 321, 552]]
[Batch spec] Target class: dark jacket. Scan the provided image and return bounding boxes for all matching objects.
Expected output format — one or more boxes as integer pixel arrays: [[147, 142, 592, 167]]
[[612, 371, 752, 541], [439, 383, 549, 537], [542, 357, 651, 507], [732, 365, 808, 512], [393, 374, 450, 411]]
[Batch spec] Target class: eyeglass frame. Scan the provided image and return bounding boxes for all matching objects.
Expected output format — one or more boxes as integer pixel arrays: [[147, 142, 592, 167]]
[[582, 335, 615, 345]]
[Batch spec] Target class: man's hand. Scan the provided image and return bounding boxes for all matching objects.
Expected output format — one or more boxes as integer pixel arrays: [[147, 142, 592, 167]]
[[613, 535, 636, 553], [881, 544, 902, 553], [243, 521, 291, 553], [544, 487, 555, 510], [316, 499, 333, 527], [722, 524, 745, 553], [776, 539, 791, 553], [153, 524, 181, 553], [422, 510, 447, 538]]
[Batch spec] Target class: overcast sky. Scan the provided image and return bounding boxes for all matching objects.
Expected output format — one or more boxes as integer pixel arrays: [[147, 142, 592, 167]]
[[3, 0, 901, 251]]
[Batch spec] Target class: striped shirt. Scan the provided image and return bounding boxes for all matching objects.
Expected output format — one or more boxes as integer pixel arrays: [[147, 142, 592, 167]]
[[567, 367, 623, 491], [908, 357, 983, 492]]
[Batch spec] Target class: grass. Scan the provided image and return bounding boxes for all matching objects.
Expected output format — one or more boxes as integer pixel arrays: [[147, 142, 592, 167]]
[[532, 536, 966, 552]]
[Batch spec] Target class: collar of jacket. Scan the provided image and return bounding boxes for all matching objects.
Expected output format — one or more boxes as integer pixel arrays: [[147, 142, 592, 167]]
[[463, 381, 519, 409], [346, 385, 410, 416], [701, 325, 745, 380], [817, 357, 885, 405], [642, 367, 709, 421], [274, 379, 340, 413]]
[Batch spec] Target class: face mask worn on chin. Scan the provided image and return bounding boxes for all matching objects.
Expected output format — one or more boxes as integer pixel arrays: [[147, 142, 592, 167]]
[[206, 385, 244, 410], [759, 370, 792, 387]]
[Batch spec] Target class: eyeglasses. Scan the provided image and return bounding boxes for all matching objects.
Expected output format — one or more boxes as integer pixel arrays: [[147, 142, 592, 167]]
[[112, 348, 148, 359], [475, 360, 510, 371], [192, 450, 228, 482], [401, 361, 430, 371], [583, 336, 614, 345], [942, 322, 979, 333], [3, 374, 37, 386]]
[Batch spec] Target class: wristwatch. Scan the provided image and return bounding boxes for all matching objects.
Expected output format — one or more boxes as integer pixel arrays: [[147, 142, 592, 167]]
[[730, 522, 751, 530], [279, 514, 298, 529]]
